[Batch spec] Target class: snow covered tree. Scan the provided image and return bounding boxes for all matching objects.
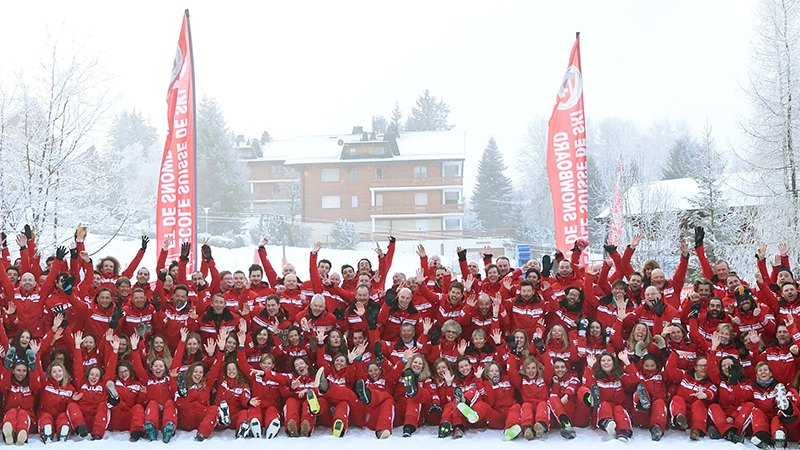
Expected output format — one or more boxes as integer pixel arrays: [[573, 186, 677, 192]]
[[738, 0, 800, 250], [371, 115, 388, 134], [0, 37, 112, 250], [196, 96, 249, 235], [688, 124, 734, 262], [662, 135, 701, 180], [471, 137, 515, 230], [405, 90, 451, 131], [516, 117, 554, 244], [389, 100, 402, 134], [329, 219, 360, 249]]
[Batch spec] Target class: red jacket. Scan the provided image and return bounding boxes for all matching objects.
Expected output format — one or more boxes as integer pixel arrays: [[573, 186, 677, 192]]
[[664, 352, 717, 405], [175, 353, 222, 412], [98, 249, 145, 291]]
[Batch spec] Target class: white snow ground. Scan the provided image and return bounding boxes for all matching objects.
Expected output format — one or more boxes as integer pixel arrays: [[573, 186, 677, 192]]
[[18, 426, 762, 449]]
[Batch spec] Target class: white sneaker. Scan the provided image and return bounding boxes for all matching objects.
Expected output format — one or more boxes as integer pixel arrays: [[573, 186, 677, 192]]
[[250, 419, 261, 439], [265, 418, 281, 439], [606, 420, 617, 438]]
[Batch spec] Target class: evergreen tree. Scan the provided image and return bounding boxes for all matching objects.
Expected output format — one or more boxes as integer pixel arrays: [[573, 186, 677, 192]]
[[330, 219, 360, 249], [405, 89, 451, 131], [389, 100, 402, 133], [688, 123, 732, 262], [470, 137, 514, 230], [107, 109, 159, 158], [662, 135, 701, 180], [372, 115, 388, 134], [196, 96, 249, 235]]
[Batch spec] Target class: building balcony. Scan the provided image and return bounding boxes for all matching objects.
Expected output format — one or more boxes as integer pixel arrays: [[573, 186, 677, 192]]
[[370, 203, 464, 215], [369, 176, 463, 188]]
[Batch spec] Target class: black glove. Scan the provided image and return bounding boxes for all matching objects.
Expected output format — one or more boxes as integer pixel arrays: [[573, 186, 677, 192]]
[[141, 235, 150, 251], [571, 242, 581, 253], [151, 293, 161, 312], [108, 391, 121, 407], [0, 232, 6, 249], [69, 247, 78, 260], [429, 325, 442, 345], [541, 255, 553, 278], [694, 226, 705, 249], [508, 339, 519, 357], [23, 225, 32, 240], [652, 299, 666, 316], [55, 246, 68, 261], [554, 249, 564, 261], [202, 245, 212, 261], [180, 242, 191, 262], [688, 302, 702, 319], [365, 304, 380, 324], [384, 289, 398, 307], [728, 363, 740, 386], [576, 317, 590, 337], [109, 307, 124, 330], [457, 248, 467, 262], [158, 270, 167, 282], [332, 307, 345, 321], [603, 244, 617, 255], [389, 236, 396, 243], [60, 275, 75, 295], [532, 337, 546, 354]]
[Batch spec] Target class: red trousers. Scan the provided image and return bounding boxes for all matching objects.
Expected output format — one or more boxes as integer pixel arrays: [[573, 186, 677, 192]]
[[442, 400, 502, 429], [629, 398, 667, 431], [109, 404, 145, 432], [669, 397, 707, 432], [177, 404, 218, 438], [708, 402, 754, 435], [3, 409, 32, 435], [66, 403, 108, 438], [359, 390, 395, 432], [550, 396, 591, 427], [247, 403, 281, 427], [144, 400, 177, 429], [37, 411, 69, 434], [595, 402, 632, 433], [283, 397, 317, 434], [751, 409, 785, 437], [215, 403, 249, 430], [505, 402, 549, 429], [397, 387, 433, 427]]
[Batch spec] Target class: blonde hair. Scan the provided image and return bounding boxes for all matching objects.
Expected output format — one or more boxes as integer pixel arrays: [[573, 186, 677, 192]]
[[546, 324, 569, 351], [626, 323, 653, 352], [403, 354, 431, 381]]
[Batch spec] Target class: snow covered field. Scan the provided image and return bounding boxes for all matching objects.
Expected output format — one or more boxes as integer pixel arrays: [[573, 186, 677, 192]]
[[17, 426, 761, 449], [85, 236, 429, 282]]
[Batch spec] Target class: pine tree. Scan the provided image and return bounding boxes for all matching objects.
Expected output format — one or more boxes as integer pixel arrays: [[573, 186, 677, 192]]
[[389, 101, 402, 133], [688, 123, 732, 262], [662, 136, 700, 180], [371, 115, 388, 134], [405, 90, 451, 131], [330, 219, 360, 249], [108, 109, 159, 158], [196, 96, 249, 235], [471, 137, 514, 230]]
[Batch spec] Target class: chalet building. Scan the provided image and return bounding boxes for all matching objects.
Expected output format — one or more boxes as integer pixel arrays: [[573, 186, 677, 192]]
[[237, 128, 466, 241]]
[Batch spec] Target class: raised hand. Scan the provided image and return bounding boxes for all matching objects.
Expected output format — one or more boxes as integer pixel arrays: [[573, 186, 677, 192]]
[[464, 274, 475, 291], [416, 244, 427, 258], [74, 330, 84, 349], [129, 333, 140, 351], [311, 242, 323, 254], [586, 354, 597, 368], [490, 328, 502, 345], [355, 302, 366, 317], [403, 347, 418, 361], [457, 339, 468, 356], [422, 317, 433, 334], [206, 338, 218, 356], [475, 365, 484, 379], [259, 237, 269, 248], [3, 301, 15, 317], [779, 243, 790, 257], [111, 336, 121, 353], [141, 235, 150, 252], [757, 244, 767, 261], [180, 327, 189, 342], [28, 340, 39, 355]]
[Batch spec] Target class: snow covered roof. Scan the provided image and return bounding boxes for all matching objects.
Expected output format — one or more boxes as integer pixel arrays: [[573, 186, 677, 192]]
[[596, 172, 769, 218], [244, 130, 465, 165]]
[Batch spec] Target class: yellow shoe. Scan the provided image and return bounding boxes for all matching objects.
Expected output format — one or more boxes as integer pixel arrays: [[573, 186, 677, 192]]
[[306, 390, 320, 415], [332, 419, 345, 438]]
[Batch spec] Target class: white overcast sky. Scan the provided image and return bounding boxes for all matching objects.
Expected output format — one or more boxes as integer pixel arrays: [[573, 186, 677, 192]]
[[0, 0, 753, 186]]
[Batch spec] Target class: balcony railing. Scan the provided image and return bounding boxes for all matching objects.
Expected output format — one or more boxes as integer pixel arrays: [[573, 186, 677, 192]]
[[370, 203, 464, 215], [370, 176, 463, 187]]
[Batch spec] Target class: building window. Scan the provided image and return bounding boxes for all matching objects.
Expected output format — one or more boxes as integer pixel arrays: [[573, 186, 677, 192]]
[[374, 147, 385, 155], [415, 219, 429, 231], [444, 191, 460, 205], [444, 218, 462, 230], [272, 184, 281, 195], [443, 161, 461, 177], [349, 147, 356, 155], [351, 195, 358, 208], [375, 167, 383, 179], [414, 166, 427, 178], [271, 165, 281, 175], [321, 195, 341, 209], [375, 194, 384, 207], [350, 168, 358, 181], [321, 168, 340, 182], [414, 193, 428, 206]]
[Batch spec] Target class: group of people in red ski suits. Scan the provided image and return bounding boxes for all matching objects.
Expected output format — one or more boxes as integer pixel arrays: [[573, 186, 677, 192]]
[[0, 224, 799, 447]]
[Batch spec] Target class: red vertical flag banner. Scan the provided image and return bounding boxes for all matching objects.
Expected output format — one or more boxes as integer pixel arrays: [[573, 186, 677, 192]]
[[156, 10, 196, 272], [608, 156, 624, 246], [547, 33, 588, 264]]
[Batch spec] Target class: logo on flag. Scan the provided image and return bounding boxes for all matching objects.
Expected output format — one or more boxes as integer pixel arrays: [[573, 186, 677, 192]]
[[557, 65, 583, 110]]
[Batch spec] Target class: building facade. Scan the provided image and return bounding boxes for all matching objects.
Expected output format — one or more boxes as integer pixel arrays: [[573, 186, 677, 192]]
[[238, 129, 466, 241]]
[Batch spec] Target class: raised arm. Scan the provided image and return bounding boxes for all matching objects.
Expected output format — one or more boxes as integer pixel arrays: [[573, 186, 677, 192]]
[[120, 236, 148, 279]]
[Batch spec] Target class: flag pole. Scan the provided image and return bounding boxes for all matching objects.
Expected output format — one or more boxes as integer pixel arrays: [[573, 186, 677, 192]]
[[185, 9, 199, 270]]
